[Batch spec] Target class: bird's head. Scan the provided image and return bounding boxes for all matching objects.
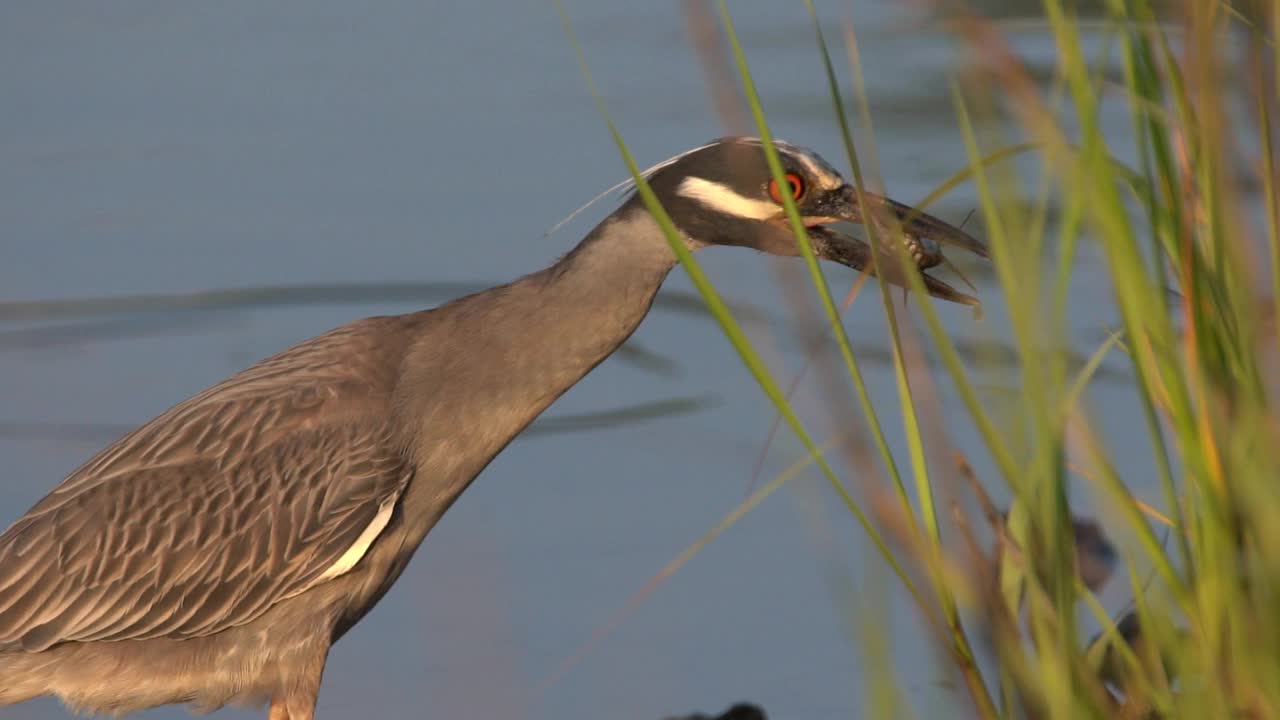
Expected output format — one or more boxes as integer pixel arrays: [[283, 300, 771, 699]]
[[628, 136, 988, 305]]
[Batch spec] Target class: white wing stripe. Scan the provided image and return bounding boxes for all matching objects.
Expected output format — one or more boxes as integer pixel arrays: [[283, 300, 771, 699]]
[[316, 494, 398, 583]]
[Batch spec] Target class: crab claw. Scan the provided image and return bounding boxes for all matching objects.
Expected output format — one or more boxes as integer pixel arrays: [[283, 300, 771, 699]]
[[843, 188, 989, 261], [807, 224, 981, 306]]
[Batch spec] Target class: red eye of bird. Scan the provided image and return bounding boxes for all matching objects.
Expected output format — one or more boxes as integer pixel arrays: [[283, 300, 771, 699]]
[[768, 173, 806, 203]]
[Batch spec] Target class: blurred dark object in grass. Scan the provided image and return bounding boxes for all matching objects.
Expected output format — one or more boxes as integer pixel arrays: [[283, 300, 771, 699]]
[[666, 702, 767, 720], [1069, 517, 1118, 594], [1086, 608, 1189, 713], [994, 509, 1118, 594]]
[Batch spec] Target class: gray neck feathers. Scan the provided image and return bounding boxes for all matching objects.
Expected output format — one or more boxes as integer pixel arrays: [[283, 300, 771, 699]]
[[394, 208, 682, 522]]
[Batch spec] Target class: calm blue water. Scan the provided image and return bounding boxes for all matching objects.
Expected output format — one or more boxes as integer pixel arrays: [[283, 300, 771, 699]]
[[0, 2, 1155, 719]]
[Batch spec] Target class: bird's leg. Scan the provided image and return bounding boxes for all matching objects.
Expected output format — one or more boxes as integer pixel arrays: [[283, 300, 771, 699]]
[[268, 699, 293, 720], [269, 695, 316, 720], [268, 651, 326, 720]]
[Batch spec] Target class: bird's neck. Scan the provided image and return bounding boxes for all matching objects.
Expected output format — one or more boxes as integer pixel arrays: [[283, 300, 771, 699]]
[[394, 208, 683, 523]]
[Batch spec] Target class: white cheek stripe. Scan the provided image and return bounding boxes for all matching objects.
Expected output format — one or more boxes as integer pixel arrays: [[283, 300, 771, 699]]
[[677, 176, 779, 221]]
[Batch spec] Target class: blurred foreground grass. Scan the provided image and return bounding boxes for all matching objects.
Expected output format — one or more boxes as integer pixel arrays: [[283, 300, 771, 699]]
[[567, 0, 1280, 717]]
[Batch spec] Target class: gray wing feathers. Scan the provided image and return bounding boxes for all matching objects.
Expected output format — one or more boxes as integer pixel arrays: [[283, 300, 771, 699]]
[[0, 427, 408, 652], [0, 317, 414, 653]]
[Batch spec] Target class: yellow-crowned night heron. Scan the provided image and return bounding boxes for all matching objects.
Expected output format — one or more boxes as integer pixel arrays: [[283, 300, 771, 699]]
[[0, 137, 986, 719]]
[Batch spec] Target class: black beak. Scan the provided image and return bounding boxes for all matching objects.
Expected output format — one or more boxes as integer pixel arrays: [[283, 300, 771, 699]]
[[836, 185, 988, 259], [807, 185, 988, 306]]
